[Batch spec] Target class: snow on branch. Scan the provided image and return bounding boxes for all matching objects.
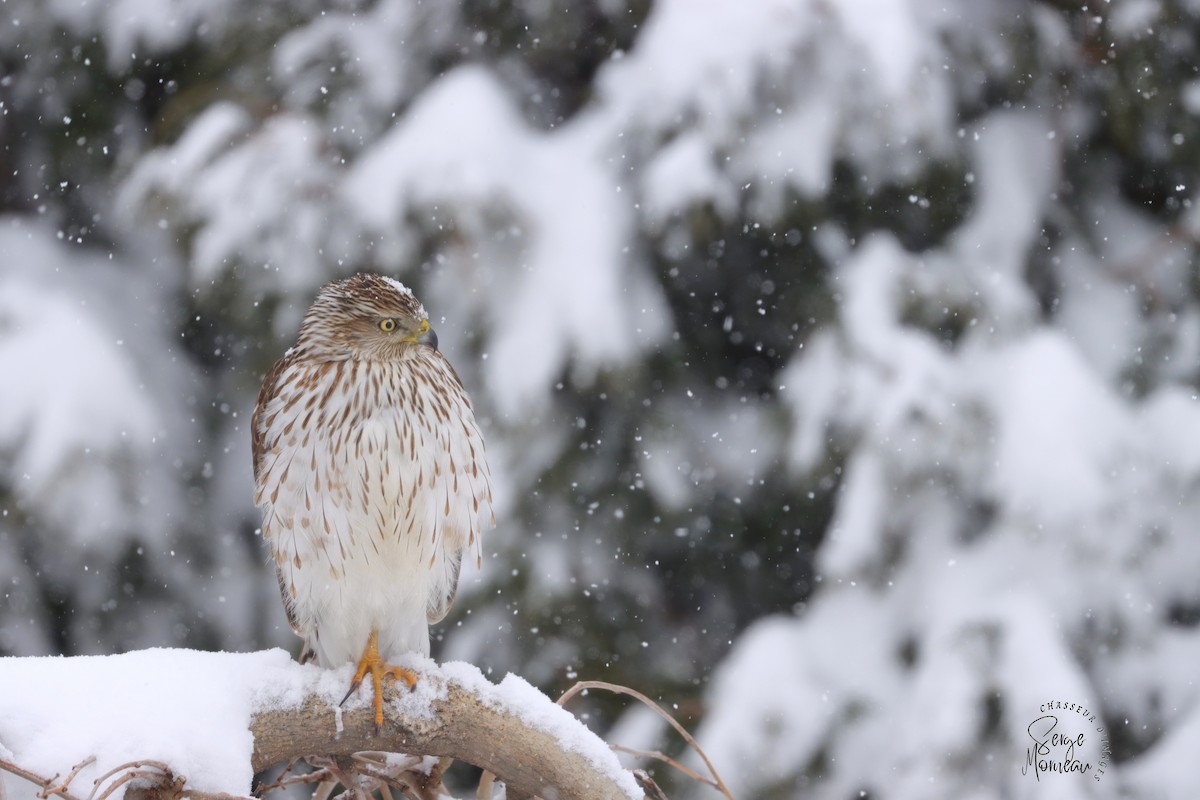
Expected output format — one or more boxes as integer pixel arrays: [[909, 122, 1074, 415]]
[[0, 649, 646, 800]]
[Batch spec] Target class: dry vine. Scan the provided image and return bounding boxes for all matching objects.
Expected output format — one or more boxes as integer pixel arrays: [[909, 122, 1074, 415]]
[[557, 680, 734, 800], [0, 757, 245, 800]]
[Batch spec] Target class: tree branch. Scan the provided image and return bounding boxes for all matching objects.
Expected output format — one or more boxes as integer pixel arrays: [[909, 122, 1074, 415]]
[[250, 668, 643, 800]]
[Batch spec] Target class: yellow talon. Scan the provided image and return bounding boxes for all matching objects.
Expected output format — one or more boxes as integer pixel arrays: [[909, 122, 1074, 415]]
[[340, 630, 418, 732]]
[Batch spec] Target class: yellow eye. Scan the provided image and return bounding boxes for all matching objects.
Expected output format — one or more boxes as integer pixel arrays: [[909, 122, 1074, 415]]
[[379, 319, 397, 333]]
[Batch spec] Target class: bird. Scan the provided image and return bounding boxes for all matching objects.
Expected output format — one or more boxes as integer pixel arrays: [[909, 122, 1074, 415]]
[[251, 273, 494, 730]]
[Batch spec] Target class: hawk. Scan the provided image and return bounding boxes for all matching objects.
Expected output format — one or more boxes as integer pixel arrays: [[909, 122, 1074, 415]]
[[252, 273, 494, 729]]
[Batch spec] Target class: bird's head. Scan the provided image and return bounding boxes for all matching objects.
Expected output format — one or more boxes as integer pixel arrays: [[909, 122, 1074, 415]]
[[296, 273, 438, 360]]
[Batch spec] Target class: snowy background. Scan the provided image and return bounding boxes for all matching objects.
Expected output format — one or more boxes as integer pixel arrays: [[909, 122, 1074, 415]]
[[2, 0, 1199, 797]]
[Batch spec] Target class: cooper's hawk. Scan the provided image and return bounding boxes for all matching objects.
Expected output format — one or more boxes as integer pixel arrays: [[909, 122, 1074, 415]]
[[252, 273, 494, 729]]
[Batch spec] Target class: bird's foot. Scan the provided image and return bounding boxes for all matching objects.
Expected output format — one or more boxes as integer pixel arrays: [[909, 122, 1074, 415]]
[[340, 630, 418, 733]]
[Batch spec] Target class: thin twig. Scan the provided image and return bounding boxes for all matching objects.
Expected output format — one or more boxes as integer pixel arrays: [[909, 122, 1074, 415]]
[[422, 757, 452, 796], [0, 758, 83, 800], [310, 779, 338, 800], [344, 758, 406, 798], [610, 744, 716, 788], [289, 760, 339, 795], [92, 770, 149, 800], [346, 752, 411, 799], [99, 767, 179, 800], [253, 760, 332, 797], [307, 758, 368, 800], [346, 753, 449, 800], [632, 771, 669, 800], [88, 761, 171, 800], [40, 758, 97, 800], [475, 770, 495, 800], [558, 680, 733, 800]]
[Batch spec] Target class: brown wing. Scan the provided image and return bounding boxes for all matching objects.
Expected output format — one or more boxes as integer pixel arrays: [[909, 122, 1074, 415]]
[[251, 353, 290, 482], [252, 352, 307, 643], [427, 550, 462, 624], [419, 346, 491, 624], [276, 564, 314, 659]]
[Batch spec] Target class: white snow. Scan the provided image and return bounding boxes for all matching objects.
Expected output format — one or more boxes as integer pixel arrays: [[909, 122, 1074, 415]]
[[121, 107, 339, 298], [343, 66, 670, 418], [695, 594, 898, 799], [832, 0, 925, 99], [0, 649, 295, 799], [641, 132, 735, 230], [943, 111, 1060, 331], [1123, 703, 1200, 799], [273, 7, 408, 116], [600, 0, 954, 215], [595, 0, 814, 142], [43, 0, 241, 68], [953, 113, 1059, 278], [378, 275, 416, 299], [733, 95, 839, 212], [0, 220, 196, 564], [818, 448, 888, 578], [1141, 386, 1200, 475], [973, 332, 1133, 526], [0, 280, 158, 539]]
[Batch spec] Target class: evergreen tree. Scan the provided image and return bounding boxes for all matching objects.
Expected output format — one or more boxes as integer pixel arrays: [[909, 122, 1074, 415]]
[[1, 1, 1198, 797]]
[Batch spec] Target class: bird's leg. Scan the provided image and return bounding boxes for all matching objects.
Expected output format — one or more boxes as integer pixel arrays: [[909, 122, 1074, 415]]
[[340, 629, 419, 733]]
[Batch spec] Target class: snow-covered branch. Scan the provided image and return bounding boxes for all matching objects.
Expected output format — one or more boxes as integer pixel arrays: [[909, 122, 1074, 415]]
[[0, 649, 644, 800], [250, 669, 642, 800]]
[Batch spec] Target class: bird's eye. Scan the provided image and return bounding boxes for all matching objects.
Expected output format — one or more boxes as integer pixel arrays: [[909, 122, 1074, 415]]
[[379, 319, 397, 333]]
